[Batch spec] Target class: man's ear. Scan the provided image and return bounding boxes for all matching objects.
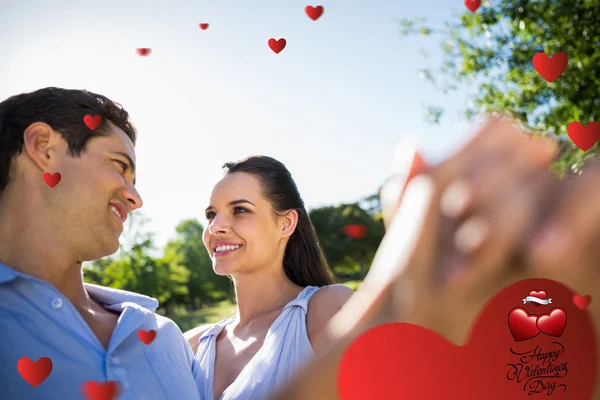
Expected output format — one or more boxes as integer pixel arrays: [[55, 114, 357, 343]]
[[280, 209, 299, 239], [22, 122, 61, 172]]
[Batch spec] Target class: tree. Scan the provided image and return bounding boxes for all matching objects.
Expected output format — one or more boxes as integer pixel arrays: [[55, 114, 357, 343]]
[[165, 219, 232, 309], [309, 203, 385, 280], [398, 0, 600, 176]]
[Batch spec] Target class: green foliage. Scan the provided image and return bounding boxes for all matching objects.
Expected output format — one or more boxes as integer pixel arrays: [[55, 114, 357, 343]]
[[398, 0, 600, 175]]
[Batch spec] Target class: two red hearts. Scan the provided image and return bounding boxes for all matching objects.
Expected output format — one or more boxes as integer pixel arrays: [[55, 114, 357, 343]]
[[268, 5, 324, 54], [508, 307, 566, 341], [338, 278, 597, 399], [17, 357, 118, 399]]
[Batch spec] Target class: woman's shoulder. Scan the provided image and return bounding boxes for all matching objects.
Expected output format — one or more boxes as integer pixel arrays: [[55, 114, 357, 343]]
[[306, 284, 354, 344], [183, 323, 214, 354]]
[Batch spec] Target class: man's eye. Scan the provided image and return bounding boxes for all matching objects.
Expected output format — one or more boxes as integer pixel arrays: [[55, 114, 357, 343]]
[[115, 160, 128, 172], [206, 212, 215, 219]]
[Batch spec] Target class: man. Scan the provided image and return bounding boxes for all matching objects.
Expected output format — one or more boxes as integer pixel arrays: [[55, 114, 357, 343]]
[[0, 88, 201, 399]]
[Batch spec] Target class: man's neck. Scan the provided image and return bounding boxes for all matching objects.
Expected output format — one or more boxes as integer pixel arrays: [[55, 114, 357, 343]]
[[0, 195, 93, 311]]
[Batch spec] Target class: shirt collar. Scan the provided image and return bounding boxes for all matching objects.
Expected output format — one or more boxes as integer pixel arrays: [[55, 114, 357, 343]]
[[85, 283, 159, 313], [0, 261, 18, 284], [0, 261, 159, 313]]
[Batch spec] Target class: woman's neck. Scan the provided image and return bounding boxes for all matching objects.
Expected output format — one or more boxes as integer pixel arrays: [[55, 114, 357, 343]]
[[232, 265, 303, 327]]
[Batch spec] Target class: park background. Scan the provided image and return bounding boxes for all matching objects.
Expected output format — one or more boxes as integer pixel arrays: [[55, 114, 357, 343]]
[[1, 0, 598, 332]]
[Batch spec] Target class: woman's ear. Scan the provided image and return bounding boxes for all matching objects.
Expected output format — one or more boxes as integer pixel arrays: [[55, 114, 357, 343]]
[[280, 209, 299, 238]]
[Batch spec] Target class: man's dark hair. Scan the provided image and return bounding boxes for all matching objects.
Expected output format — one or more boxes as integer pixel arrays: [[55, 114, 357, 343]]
[[0, 87, 137, 193], [222, 155, 335, 287]]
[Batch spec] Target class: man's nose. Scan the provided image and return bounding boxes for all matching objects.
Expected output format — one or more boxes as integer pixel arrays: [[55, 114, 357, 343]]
[[124, 185, 143, 211]]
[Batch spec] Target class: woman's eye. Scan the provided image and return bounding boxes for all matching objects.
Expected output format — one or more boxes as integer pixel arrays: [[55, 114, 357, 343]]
[[234, 207, 248, 214]]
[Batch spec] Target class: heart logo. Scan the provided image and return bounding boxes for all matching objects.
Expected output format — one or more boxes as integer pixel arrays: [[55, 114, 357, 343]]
[[573, 294, 592, 310], [199, 23, 209, 30], [464, 0, 481, 12], [136, 48, 151, 56], [532, 52, 568, 82], [82, 381, 120, 400], [508, 308, 540, 342], [567, 121, 600, 152], [536, 308, 567, 337], [338, 278, 597, 399], [268, 38, 286, 54], [305, 5, 324, 21], [43, 172, 61, 188], [84, 114, 102, 131], [138, 329, 157, 345], [343, 224, 369, 240], [528, 290, 546, 306], [17, 357, 52, 387]]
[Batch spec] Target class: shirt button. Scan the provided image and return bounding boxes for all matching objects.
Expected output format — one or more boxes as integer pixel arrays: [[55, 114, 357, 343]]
[[51, 298, 63, 308]]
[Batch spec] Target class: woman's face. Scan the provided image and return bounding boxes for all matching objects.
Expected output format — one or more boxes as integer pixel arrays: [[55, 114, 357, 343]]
[[202, 172, 286, 276]]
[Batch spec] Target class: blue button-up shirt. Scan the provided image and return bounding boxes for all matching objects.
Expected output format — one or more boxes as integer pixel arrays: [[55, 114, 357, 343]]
[[0, 261, 203, 399]]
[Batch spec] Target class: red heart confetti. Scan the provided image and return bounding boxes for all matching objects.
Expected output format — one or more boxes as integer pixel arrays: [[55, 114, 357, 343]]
[[567, 121, 600, 152], [17, 357, 52, 387], [536, 308, 567, 338], [339, 278, 597, 399], [573, 294, 592, 310], [84, 114, 102, 131], [464, 0, 481, 12], [305, 5, 324, 21], [136, 48, 151, 56], [532, 52, 568, 82], [343, 224, 369, 240], [268, 38, 286, 54], [43, 172, 61, 188], [138, 329, 157, 345], [82, 381, 120, 400], [199, 23, 209, 30]]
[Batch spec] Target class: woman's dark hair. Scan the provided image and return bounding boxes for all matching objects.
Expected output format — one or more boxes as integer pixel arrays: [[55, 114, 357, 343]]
[[0, 87, 137, 194], [222, 155, 335, 287]]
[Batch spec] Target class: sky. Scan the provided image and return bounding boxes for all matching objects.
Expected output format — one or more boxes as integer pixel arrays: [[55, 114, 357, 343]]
[[0, 0, 481, 253]]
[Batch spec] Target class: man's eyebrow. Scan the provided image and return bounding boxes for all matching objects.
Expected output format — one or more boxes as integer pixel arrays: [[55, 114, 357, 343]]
[[205, 199, 255, 212], [111, 151, 137, 185]]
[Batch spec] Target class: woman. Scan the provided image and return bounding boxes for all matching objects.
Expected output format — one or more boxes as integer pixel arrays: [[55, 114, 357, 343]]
[[185, 155, 354, 400]]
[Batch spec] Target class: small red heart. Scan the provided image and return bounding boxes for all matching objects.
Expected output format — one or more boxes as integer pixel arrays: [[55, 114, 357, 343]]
[[82, 381, 120, 400], [199, 23, 209, 30], [305, 5, 324, 21], [138, 329, 157, 345], [84, 114, 102, 131], [17, 357, 52, 387], [508, 307, 540, 341], [268, 38, 286, 54], [537, 307, 567, 337], [43, 172, 61, 188], [567, 121, 600, 152], [573, 294, 592, 310], [528, 290, 546, 299], [343, 224, 369, 240], [464, 0, 481, 12], [532, 52, 568, 82], [136, 48, 151, 56]]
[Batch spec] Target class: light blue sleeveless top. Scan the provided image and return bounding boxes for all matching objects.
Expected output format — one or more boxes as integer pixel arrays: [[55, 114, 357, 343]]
[[194, 286, 321, 400]]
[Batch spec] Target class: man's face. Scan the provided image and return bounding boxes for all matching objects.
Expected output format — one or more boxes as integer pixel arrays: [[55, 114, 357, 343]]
[[43, 123, 143, 261]]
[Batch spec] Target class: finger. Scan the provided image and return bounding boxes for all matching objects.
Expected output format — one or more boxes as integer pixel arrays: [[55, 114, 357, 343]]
[[529, 162, 600, 278], [380, 140, 429, 230], [440, 135, 557, 220], [448, 169, 556, 299]]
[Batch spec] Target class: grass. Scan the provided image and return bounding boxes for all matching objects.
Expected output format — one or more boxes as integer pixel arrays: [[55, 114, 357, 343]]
[[167, 280, 363, 333]]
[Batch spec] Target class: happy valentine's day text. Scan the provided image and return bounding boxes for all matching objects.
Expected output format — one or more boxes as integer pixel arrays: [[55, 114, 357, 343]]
[[506, 342, 568, 395]]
